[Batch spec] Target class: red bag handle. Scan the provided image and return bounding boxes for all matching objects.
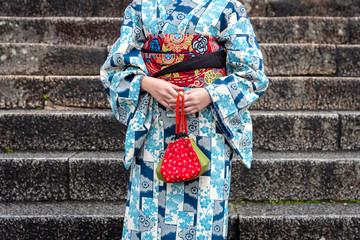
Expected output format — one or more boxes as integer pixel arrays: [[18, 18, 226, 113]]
[[175, 89, 188, 135], [175, 91, 180, 134]]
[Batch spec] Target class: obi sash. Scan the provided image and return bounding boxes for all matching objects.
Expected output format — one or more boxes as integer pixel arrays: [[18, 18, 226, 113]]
[[141, 34, 227, 87]]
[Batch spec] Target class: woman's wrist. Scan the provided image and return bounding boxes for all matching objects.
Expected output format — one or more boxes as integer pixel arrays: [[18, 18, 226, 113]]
[[199, 88, 212, 105], [140, 76, 152, 92]]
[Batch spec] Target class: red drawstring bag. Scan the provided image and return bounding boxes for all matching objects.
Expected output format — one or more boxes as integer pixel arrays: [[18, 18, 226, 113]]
[[156, 90, 210, 183]]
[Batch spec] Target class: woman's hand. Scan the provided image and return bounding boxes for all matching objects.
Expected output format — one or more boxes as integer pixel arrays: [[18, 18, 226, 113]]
[[169, 88, 212, 115], [141, 76, 183, 109]]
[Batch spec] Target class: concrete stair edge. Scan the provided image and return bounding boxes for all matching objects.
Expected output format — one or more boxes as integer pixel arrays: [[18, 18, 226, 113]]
[[1, 200, 359, 240], [1, 74, 359, 111], [1, 43, 360, 76], [0, 16, 359, 45], [0, 109, 359, 151], [1, 0, 360, 17], [1, 150, 360, 202]]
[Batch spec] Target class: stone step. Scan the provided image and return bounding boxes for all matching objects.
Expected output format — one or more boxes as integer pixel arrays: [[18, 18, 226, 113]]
[[1, 150, 359, 202], [0, 200, 126, 240], [1, 43, 359, 76], [0, 17, 123, 47], [1, 0, 359, 17], [0, 43, 107, 76], [1, 17, 359, 46], [0, 200, 359, 240], [234, 202, 360, 240], [1, 109, 358, 152], [253, 16, 360, 44], [1, 75, 359, 111], [0, 0, 132, 18], [267, 0, 360, 17], [255, 77, 360, 111]]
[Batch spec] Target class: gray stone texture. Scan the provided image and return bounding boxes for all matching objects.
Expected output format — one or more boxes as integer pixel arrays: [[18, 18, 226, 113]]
[[227, 214, 239, 240], [0, 0, 359, 238], [0, 151, 73, 202], [235, 202, 360, 216], [3, 75, 357, 111], [267, 0, 360, 17], [43, 76, 110, 109], [1, 43, 349, 76], [251, 77, 360, 111], [261, 43, 336, 76], [252, 111, 339, 151], [340, 112, 360, 150], [0, 199, 125, 216], [0, 110, 344, 151], [0, 17, 122, 47], [0, 43, 107, 75], [65, 151, 360, 201], [0, 200, 125, 240], [2, 151, 359, 202], [0, 75, 44, 109], [336, 45, 360, 77], [0, 110, 127, 151], [69, 151, 129, 200], [2, 17, 359, 46], [230, 151, 360, 201], [237, 203, 360, 240], [2, 0, 360, 17], [349, 17, 360, 44], [238, 0, 267, 17], [1, 201, 359, 240], [0, 0, 132, 17], [253, 17, 351, 44]]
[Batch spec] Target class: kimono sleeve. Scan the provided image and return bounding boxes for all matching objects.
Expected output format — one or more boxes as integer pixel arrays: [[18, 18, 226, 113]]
[[204, 2, 269, 168], [100, 2, 149, 126], [100, 2, 152, 169]]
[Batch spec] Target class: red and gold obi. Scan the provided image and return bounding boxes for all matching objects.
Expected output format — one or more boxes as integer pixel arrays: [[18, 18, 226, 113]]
[[141, 34, 227, 88]]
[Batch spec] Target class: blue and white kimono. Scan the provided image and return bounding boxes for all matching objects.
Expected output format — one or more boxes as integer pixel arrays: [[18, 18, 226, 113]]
[[100, 0, 269, 239]]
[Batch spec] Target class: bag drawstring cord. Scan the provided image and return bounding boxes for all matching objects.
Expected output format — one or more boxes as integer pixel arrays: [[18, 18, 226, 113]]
[[175, 89, 188, 138]]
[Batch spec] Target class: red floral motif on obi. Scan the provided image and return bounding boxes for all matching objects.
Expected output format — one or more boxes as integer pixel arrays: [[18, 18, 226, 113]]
[[141, 34, 227, 87]]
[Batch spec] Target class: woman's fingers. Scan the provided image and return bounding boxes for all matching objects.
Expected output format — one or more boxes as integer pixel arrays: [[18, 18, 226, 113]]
[[183, 89, 196, 95], [168, 91, 196, 109], [185, 88, 212, 114], [161, 102, 168, 108], [167, 88, 212, 113], [184, 106, 197, 115], [140, 76, 176, 110], [169, 96, 189, 109], [168, 98, 178, 105], [170, 83, 183, 92], [183, 95, 194, 107], [167, 86, 181, 98], [168, 83, 183, 98]]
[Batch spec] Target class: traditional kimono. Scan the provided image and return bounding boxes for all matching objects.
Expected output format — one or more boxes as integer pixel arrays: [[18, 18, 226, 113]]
[[100, 0, 269, 239]]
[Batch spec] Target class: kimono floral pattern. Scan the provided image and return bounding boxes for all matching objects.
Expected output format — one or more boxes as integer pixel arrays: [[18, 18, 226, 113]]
[[100, 0, 269, 239]]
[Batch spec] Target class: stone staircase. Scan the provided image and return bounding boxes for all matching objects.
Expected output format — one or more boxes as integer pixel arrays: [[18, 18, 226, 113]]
[[0, 0, 359, 239]]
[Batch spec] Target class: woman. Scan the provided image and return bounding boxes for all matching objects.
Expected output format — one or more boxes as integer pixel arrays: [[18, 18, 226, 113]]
[[100, 0, 269, 239]]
